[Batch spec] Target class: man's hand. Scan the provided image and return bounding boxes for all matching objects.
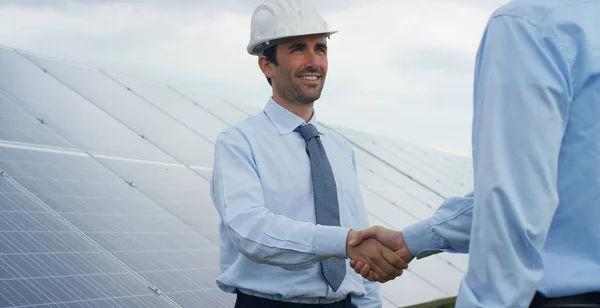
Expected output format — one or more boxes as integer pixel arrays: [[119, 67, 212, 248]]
[[346, 230, 408, 283], [348, 226, 414, 282]]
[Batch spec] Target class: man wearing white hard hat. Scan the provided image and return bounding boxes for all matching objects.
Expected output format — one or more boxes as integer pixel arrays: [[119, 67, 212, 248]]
[[210, 0, 407, 307]]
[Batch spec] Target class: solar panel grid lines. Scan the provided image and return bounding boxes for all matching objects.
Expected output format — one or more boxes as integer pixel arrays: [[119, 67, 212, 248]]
[[0, 90, 75, 151], [167, 85, 252, 128], [221, 98, 254, 118], [97, 70, 235, 140], [229, 101, 263, 115], [11, 50, 179, 164], [324, 124, 472, 197], [354, 152, 444, 212], [0, 47, 177, 164], [361, 184, 423, 223], [388, 137, 473, 186], [16, 50, 215, 167], [5, 47, 221, 186], [319, 123, 448, 200], [87, 154, 220, 246], [368, 137, 468, 194], [165, 85, 238, 127], [384, 138, 473, 191], [99, 70, 218, 147], [0, 166, 180, 308], [0, 144, 234, 307]]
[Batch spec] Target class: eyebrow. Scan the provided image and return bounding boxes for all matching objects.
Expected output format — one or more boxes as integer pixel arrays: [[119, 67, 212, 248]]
[[316, 43, 327, 51], [288, 43, 306, 50], [287, 42, 328, 51]]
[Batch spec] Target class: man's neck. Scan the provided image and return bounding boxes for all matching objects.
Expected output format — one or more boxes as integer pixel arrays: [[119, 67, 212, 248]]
[[272, 96, 314, 123]]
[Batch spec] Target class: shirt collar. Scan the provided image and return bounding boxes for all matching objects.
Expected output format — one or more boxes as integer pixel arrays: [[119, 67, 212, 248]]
[[263, 97, 322, 135]]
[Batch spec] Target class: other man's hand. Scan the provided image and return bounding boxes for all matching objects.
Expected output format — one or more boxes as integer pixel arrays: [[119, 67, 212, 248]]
[[348, 226, 414, 282], [346, 230, 407, 283]]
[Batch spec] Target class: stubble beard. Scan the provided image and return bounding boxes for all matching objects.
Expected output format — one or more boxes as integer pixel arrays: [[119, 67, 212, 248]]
[[276, 80, 323, 106]]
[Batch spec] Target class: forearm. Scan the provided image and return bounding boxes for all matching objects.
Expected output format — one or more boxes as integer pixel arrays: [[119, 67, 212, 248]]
[[402, 192, 474, 258], [223, 206, 349, 270]]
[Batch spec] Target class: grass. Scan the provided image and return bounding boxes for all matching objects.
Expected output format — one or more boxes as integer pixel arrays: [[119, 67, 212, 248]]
[[401, 297, 456, 308]]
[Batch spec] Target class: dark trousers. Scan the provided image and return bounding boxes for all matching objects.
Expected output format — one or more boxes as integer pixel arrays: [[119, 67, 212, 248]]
[[530, 291, 600, 307], [234, 292, 352, 308]]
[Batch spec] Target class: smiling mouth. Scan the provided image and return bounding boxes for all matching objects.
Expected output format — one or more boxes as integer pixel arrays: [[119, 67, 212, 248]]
[[298, 76, 320, 81]]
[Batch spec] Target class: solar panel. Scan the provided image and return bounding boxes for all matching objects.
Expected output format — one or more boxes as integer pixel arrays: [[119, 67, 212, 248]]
[[327, 124, 468, 197], [0, 91, 73, 150], [228, 100, 263, 115], [0, 144, 234, 308], [19, 50, 215, 167], [383, 137, 472, 190], [104, 72, 230, 144], [94, 156, 221, 246], [169, 86, 251, 127], [0, 47, 175, 163], [0, 155, 173, 308], [365, 186, 437, 221], [354, 146, 438, 196], [380, 135, 474, 190]]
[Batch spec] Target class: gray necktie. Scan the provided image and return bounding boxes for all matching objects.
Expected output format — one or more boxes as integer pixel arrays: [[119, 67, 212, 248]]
[[296, 123, 346, 291]]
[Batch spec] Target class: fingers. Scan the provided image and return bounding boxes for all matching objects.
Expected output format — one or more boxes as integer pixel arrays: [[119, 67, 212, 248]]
[[349, 226, 380, 247], [371, 254, 403, 281], [396, 247, 415, 264], [350, 260, 370, 278], [348, 237, 407, 283], [369, 244, 407, 282], [350, 260, 361, 271], [350, 260, 376, 281], [381, 246, 408, 273], [361, 264, 373, 280], [365, 258, 390, 283]]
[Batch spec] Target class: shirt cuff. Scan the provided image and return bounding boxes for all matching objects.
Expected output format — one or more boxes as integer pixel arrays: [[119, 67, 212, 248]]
[[314, 225, 351, 259], [402, 218, 442, 259]]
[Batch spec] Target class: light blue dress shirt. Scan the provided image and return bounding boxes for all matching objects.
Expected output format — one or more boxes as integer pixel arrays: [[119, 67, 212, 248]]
[[403, 0, 600, 307], [210, 98, 381, 307]]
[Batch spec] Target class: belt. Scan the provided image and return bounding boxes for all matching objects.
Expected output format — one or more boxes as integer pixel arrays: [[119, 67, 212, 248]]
[[530, 291, 600, 308], [235, 291, 351, 308]]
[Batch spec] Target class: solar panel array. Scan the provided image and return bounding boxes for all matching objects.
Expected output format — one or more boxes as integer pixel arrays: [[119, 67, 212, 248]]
[[0, 45, 472, 308]]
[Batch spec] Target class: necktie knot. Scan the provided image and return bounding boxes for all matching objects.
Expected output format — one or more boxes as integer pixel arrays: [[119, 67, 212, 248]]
[[296, 124, 320, 142]]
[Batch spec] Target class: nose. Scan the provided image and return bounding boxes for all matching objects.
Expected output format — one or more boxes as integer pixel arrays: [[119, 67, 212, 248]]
[[304, 51, 321, 70]]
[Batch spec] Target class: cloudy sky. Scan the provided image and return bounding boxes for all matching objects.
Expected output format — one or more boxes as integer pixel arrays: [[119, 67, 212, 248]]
[[0, 0, 507, 156]]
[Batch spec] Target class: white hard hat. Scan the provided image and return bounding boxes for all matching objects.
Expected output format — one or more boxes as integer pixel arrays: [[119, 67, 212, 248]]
[[247, 0, 338, 55]]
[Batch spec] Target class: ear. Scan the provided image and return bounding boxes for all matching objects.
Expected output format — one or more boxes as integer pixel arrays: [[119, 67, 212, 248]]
[[258, 56, 274, 79]]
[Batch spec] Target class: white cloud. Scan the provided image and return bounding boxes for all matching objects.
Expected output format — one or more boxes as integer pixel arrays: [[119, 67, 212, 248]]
[[0, 0, 508, 156]]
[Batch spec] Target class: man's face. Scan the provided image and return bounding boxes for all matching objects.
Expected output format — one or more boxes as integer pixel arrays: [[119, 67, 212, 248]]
[[263, 34, 328, 105]]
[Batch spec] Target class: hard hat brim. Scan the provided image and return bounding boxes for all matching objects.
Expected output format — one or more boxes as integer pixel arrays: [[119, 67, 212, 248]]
[[247, 30, 338, 55]]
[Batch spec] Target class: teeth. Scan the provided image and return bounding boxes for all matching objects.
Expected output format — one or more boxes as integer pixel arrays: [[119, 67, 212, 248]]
[[300, 76, 318, 81]]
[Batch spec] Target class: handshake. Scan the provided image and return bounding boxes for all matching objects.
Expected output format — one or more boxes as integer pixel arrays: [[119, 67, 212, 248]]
[[345, 226, 414, 283]]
